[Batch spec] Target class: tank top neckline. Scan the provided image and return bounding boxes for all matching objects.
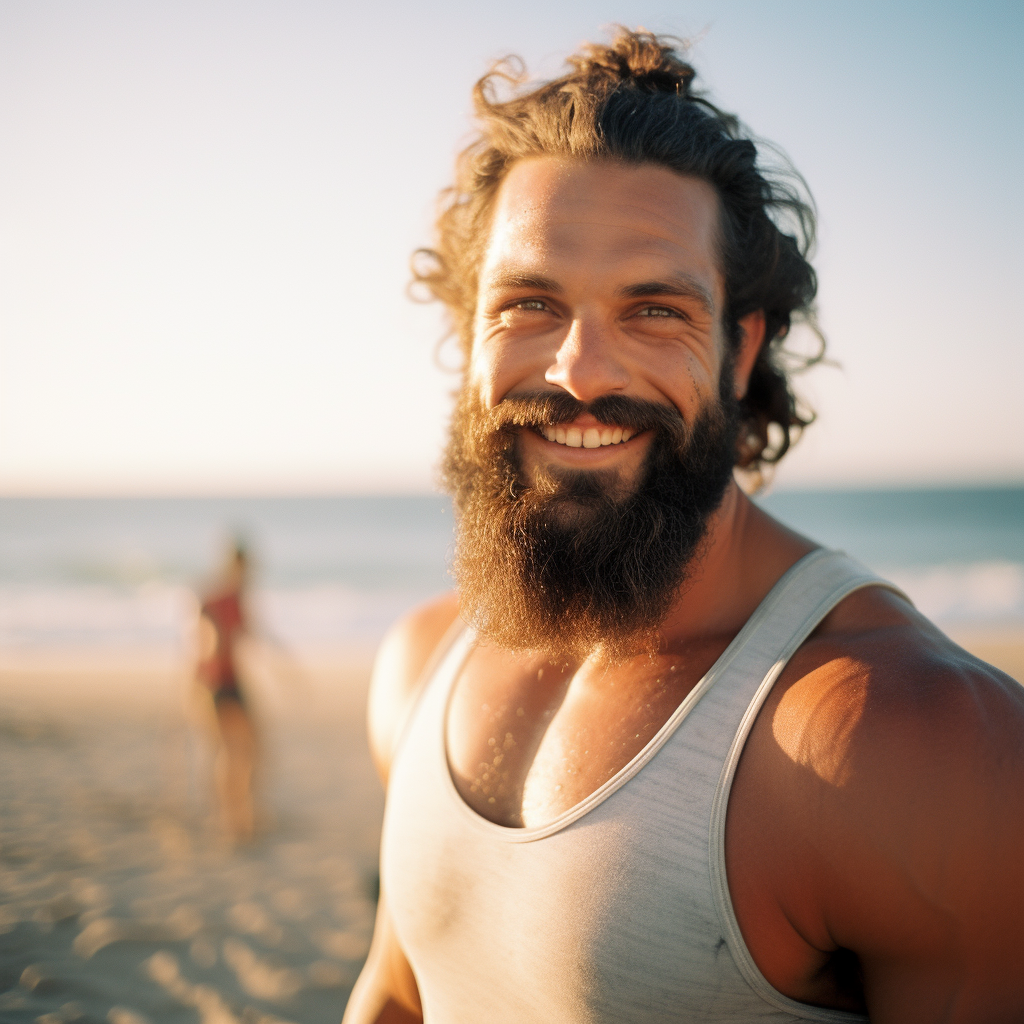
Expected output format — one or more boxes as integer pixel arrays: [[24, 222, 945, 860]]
[[437, 546, 836, 843]]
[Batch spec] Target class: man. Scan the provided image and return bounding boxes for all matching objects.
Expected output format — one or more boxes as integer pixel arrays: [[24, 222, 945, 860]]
[[344, 30, 1024, 1023]]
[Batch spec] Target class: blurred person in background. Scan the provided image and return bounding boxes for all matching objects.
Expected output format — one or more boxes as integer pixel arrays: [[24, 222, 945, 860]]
[[193, 538, 260, 844], [344, 28, 1024, 1024]]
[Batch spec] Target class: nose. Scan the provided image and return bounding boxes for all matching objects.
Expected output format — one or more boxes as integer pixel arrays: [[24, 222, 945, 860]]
[[544, 317, 630, 402]]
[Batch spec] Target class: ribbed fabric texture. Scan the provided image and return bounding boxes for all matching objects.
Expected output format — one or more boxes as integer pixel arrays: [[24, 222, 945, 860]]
[[382, 549, 894, 1022]]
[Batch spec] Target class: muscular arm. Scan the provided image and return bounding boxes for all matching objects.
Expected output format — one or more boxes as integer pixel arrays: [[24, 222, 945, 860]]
[[343, 592, 462, 1024], [831, 654, 1024, 1021], [731, 591, 1024, 1021]]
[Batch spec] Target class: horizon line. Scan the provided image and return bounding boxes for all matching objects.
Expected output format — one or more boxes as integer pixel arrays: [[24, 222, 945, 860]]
[[0, 479, 1022, 501]]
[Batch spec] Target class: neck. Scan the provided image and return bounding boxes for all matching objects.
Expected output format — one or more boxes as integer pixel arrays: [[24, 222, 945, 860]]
[[655, 480, 814, 650]]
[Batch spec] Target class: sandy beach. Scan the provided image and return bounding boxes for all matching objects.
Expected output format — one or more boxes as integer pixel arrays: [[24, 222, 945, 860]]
[[1, 631, 1021, 1024], [0, 649, 383, 1024]]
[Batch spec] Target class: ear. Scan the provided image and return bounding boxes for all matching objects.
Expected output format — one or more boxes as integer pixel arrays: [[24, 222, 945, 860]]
[[731, 310, 766, 400]]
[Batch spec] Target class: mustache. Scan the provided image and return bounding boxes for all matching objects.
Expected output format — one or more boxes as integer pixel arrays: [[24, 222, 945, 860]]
[[486, 391, 690, 446]]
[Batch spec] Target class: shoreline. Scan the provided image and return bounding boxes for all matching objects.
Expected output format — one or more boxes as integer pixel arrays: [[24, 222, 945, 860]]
[[0, 624, 1019, 736], [0, 644, 378, 718]]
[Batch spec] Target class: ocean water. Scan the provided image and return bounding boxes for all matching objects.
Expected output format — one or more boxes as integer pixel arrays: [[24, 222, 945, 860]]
[[0, 488, 1021, 654]]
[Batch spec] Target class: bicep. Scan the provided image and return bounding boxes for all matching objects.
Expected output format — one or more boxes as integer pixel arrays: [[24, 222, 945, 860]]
[[852, 782, 1024, 1021], [819, 671, 1024, 1020]]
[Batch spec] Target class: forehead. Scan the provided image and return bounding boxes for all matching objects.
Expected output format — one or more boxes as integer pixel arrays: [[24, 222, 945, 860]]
[[479, 157, 723, 299]]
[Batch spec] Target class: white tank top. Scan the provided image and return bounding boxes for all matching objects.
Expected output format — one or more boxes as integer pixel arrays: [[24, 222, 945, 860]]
[[382, 549, 897, 1022]]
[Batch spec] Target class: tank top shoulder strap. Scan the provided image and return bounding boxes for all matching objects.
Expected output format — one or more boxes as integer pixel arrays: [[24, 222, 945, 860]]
[[703, 547, 905, 1018]]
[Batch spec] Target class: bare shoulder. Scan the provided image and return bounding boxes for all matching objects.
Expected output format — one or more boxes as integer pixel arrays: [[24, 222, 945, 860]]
[[366, 590, 463, 784], [751, 583, 1024, 1011], [773, 584, 1024, 786]]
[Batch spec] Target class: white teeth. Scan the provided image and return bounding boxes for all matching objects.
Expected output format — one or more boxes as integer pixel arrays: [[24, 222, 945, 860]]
[[539, 423, 637, 448]]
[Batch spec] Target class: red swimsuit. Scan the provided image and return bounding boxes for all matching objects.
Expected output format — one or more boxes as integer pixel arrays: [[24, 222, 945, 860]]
[[197, 590, 245, 703]]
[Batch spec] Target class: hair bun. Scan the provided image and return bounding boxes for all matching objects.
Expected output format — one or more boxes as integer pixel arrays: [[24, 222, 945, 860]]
[[569, 27, 696, 97]]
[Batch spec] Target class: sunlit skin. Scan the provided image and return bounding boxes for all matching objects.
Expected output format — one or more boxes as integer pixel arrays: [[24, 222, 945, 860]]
[[469, 158, 757, 498], [345, 158, 1024, 1024]]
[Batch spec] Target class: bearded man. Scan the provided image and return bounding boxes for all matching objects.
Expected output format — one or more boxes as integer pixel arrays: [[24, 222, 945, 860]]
[[343, 30, 1024, 1024]]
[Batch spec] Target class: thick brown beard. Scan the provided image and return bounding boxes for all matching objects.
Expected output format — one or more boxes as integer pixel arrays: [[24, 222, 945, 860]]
[[441, 380, 741, 662]]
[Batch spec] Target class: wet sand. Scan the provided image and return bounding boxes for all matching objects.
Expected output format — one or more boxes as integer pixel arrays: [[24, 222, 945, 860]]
[[0, 650, 382, 1024], [1, 633, 1020, 1024]]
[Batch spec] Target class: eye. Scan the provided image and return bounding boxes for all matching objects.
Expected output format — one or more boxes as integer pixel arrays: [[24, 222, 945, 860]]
[[498, 298, 552, 326], [637, 305, 682, 319]]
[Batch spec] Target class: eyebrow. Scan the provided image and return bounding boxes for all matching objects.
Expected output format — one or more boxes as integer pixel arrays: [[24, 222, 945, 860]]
[[486, 272, 563, 294], [618, 277, 716, 318]]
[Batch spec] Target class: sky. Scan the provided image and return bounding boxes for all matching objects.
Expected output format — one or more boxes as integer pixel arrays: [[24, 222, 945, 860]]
[[0, 0, 1020, 495]]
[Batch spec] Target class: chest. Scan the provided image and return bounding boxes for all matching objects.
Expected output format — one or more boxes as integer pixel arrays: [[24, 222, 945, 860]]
[[445, 640, 729, 828]]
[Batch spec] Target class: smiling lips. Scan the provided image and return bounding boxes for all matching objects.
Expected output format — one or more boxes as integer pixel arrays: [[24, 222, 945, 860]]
[[537, 424, 636, 449]]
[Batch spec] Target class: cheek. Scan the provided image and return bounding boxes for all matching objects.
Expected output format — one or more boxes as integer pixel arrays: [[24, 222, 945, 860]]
[[643, 348, 722, 421], [470, 336, 545, 409], [467, 344, 504, 410]]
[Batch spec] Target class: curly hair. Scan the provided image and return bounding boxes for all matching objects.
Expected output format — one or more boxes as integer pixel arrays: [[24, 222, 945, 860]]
[[413, 28, 824, 469]]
